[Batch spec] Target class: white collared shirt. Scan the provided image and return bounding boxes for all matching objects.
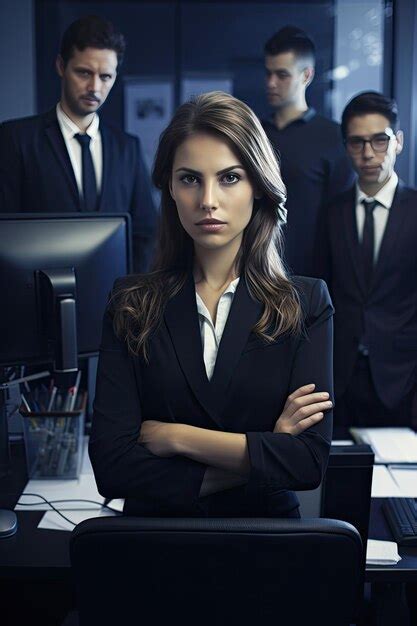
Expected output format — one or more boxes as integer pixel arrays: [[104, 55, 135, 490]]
[[196, 277, 240, 380], [56, 103, 103, 195], [355, 172, 398, 263]]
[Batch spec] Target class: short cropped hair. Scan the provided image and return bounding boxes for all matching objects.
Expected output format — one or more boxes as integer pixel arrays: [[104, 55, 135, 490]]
[[264, 26, 315, 66], [341, 91, 399, 138], [60, 15, 126, 68]]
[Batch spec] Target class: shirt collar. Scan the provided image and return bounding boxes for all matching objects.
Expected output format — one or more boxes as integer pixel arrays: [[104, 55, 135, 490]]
[[356, 172, 398, 209], [301, 107, 316, 123], [56, 102, 100, 140], [195, 277, 240, 319], [265, 107, 316, 132]]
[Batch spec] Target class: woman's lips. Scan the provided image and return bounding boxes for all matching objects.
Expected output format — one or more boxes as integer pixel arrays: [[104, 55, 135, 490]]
[[196, 223, 226, 232]]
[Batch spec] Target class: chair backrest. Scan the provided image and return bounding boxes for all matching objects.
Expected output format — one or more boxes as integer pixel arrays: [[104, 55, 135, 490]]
[[70, 516, 362, 626]]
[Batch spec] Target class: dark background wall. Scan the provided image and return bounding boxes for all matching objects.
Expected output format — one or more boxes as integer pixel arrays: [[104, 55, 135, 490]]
[[392, 0, 417, 187], [1, 0, 415, 185], [0, 0, 35, 122], [35, 0, 335, 129]]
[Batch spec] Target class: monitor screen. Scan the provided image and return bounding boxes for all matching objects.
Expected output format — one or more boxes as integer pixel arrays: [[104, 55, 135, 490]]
[[0, 213, 132, 367]]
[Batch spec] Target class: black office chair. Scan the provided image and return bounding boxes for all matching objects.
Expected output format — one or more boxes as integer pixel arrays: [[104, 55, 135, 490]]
[[70, 516, 362, 626]]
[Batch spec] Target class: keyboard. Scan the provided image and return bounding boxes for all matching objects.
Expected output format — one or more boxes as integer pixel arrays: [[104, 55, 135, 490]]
[[382, 498, 417, 546]]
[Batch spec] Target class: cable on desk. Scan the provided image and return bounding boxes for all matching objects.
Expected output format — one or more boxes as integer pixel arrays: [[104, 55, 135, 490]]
[[17, 493, 121, 527]]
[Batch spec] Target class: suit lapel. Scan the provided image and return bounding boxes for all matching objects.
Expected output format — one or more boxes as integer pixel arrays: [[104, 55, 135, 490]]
[[164, 273, 219, 424], [98, 123, 110, 211], [43, 109, 80, 208], [343, 188, 366, 295], [210, 277, 263, 417], [370, 182, 407, 292], [164, 273, 262, 427]]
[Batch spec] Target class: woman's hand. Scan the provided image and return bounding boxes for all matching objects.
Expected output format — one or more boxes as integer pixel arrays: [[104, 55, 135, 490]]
[[274, 384, 332, 436], [138, 420, 178, 457]]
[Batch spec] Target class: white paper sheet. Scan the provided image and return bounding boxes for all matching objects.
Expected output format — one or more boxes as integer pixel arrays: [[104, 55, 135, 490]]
[[15, 473, 105, 510], [350, 428, 417, 463], [389, 466, 417, 497], [80, 436, 94, 474], [38, 506, 121, 532], [331, 440, 354, 446], [371, 464, 403, 497], [366, 539, 401, 565]]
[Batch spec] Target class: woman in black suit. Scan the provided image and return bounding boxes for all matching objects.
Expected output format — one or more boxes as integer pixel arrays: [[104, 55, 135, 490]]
[[90, 91, 334, 518]]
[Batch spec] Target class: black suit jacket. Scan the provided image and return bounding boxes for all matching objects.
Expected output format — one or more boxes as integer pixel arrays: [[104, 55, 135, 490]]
[[315, 182, 417, 409], [0, 109, 158, 272], [90, 274, 334, 518]]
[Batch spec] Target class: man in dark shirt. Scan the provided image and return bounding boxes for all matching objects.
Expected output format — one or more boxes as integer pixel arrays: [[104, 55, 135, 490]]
[[262, 26, 354, 276]]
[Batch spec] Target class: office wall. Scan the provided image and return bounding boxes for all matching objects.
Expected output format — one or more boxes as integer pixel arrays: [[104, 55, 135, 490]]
[[332, 0, 384, 122], [0, 0, 35, 123], [35, 0, 335, 129], [393, 0, 417, 187]]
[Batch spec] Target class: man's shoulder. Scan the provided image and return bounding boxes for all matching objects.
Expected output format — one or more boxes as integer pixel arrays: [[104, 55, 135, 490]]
[[326, 186, 355, 209], [101, 121, 138, 148], [1, 110, 53, 133], [317, 187, 355, 226], [397, 181, 417, 205], [310, 113, 340, 129], [307, 113, 343, 139]]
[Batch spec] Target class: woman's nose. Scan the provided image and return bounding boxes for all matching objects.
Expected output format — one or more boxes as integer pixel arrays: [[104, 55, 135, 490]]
[[200, 182, 218, 211]]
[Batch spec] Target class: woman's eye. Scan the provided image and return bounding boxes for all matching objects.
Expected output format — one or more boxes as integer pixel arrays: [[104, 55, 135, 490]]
[[222, 173, 240, 184], [180, 175, 199, 185]]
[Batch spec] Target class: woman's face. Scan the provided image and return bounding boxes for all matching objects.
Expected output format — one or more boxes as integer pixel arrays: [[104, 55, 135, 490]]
[[170, 132, 257, 252]]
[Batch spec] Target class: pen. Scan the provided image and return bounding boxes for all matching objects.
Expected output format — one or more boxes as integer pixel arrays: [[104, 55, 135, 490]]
[[21, 394, 31, 412], [68, 370, 82, 412], [47, 387, 58, 412]]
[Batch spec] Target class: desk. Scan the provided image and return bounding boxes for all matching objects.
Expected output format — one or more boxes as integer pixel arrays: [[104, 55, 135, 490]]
[[1, 442, 417, 624]]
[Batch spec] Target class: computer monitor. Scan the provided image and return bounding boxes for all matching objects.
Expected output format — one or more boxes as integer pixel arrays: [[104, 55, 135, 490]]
[[0, 213, 132, 371]]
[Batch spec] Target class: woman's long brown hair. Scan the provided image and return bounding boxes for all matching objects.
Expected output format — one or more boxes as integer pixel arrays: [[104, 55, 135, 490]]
[[112, 91, 301, 360]]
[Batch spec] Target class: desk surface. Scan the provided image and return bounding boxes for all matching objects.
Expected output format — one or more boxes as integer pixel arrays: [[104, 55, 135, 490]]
[[1, 441, 417, 583]]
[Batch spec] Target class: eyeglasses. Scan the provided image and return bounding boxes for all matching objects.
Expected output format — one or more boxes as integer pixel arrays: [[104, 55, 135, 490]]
[[345, 129, 395, 154]]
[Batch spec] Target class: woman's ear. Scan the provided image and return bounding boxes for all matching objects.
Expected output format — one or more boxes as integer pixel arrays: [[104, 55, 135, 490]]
[[254, 189, 263, 200]]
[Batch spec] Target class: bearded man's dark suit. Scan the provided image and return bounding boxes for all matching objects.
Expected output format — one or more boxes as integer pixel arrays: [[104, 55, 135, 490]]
[[315, 182, 417, 426], [0, 108, 157, 272]]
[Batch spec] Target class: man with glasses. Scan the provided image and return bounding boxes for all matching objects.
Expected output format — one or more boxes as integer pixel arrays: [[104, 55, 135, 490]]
[[315, 91, 417, 428], [262, 26, 354, 276]]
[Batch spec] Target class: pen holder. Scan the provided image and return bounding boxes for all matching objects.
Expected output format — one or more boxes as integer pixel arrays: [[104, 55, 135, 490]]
[[20, 392, 87, 479]]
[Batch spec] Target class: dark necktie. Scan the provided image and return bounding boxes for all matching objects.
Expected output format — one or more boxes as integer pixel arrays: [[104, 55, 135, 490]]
[[74, 133, 98, 211], [361, 199, 378, 290]]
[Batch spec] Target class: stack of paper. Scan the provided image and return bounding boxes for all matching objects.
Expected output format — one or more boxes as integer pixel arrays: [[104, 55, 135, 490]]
[[371, 465, 402, 497], [389, 466, 417, 497], [366, 539, 401, 565], [350, 427, 417, 463]]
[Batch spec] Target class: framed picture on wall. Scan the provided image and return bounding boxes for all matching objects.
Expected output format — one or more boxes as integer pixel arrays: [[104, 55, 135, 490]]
[[124, 77, 175, 177]]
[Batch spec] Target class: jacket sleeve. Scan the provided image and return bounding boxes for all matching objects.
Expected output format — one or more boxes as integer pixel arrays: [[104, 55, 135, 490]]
[[245, 279, 334, 491], [0, 122, 21, 212], [89, 306, 207, 515]]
